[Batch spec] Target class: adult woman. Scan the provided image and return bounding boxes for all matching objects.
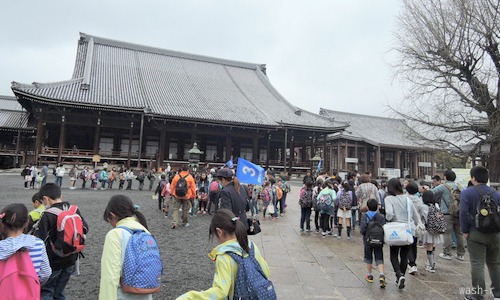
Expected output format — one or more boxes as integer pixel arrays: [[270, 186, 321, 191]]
[[216, 169, 248, 229], [176, 209, 272, 299], [99, 195, 152, 300], [197, 172, 210, 214], [384, 178, 419, 289]]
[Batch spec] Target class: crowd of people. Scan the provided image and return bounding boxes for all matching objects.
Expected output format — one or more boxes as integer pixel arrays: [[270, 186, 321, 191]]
[[296, 167, 500, 299], [4, 162, 500, 299]]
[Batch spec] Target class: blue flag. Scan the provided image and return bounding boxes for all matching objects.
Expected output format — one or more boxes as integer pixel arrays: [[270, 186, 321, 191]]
[[236, 157, 265, 185], [226, 158, 234, 168], [317, 159, 322, 172]]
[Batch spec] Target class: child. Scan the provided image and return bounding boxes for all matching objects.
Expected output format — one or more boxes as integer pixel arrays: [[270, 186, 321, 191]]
[[99, 195, 157, 299], [26, 192, 45, 234], [336, 181, 353, 239], [260, 181, 272, 219], [34, 183, 89, 299], [176, 209, 272, 299], [299, 179, 314, 232], [421, 190, 443, 273], [360, 199, 386, 288], [316, 180, 336, 237], [0, 203, 52, 285]]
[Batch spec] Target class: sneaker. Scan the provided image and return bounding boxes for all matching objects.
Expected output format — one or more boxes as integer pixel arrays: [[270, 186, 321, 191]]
[[184, 223, 190, 227], [409, 265, 418, 275], [337, 235, 341, 239], [456, 254, 465, 261], [347, 236, 351, 240], [306, 228, 312, 232], [333, 233, 338, 237], [171, 225, 177, 229], [300, 228, 304, 232], [365, 274, 374, 283], [327, 231, 333, 236], [439, 253, 452, 260], [398, 276, 406, 289], [315, 229, 320, 233], [425, 260, 430, 267], [379, 275, 386, 288], [425, 265, 436, 273], [321, 231, 327, 236]]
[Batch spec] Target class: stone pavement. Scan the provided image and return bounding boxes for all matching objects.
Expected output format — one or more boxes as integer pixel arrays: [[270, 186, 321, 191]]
[[249, 180, 494, 300]]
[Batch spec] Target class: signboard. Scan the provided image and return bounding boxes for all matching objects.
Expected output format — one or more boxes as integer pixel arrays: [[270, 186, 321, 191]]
[[452, 168, 472, 188], [92, 154, 101, 163], [418, 162, 432, 167], [345, 157, 359, 163], [379, 168, 401, 179]]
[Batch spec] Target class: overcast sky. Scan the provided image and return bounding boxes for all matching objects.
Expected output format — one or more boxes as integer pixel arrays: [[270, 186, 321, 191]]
[[0, 0, 403, 117]]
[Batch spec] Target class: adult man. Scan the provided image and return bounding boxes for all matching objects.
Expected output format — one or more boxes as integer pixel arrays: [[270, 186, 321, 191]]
[[41, 163, 49, 187], [217, 168, 249, 229], [170, 166, 196, 229], [431, 170, 465, 261], [34, 183, 88, 300], [432, 175, 442, 187], [460, 166, 500, 300]]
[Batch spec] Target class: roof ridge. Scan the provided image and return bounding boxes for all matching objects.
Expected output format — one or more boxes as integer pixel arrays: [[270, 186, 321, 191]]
[[320, 107, 402, 122], [12, 78, 83, 89], [79, 32, 265, 71]]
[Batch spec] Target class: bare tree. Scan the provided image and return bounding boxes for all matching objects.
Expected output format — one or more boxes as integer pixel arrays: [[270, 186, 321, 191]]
[[392, 0, 500, 181]]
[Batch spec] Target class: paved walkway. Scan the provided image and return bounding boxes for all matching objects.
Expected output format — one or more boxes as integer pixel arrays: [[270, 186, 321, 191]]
[[250, 180, 492, 300]]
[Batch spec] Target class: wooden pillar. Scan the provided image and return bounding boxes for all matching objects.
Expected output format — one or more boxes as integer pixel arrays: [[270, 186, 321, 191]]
[[137, 114, 144, 169], [158, 127, 166, 169], [329, 141, 333, 172], [252, 136, 259, 164], [301, 143, 307, 163], [375, 146, 381, 177], [225, 134, 232, 162], [431, 152, 436, 176], [289, 135, 294, 174], [35, 118, 44, 164], [344, 141, 348, 171], [127, 121, 133, 168], [354, 142, 359, 172], [337, 140, 341, 171], [93, 118, 101, 154], [395, 150, 401, 170], [266, 134, 271, 168], [283, 128, 288, 171], [164, 132, 170, 162], [322, 135, 327, 173], [57, 115, 66, 163]]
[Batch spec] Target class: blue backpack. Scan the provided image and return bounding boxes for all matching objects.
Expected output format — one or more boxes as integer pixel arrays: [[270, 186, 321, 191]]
[[227, 243, 277, 300], [118, 227, 163, 294], [317, 193, 333, 212]]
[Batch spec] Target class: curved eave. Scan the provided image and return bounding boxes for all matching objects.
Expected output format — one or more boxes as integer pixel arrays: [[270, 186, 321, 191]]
[[12, 89, 144, 114], [147, 114, 278, 131], [279, 122, 347, 133]]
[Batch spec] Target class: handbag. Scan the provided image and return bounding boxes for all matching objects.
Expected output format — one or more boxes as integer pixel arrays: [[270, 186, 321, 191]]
[[383, 197, 414, 246], [267, 203, 275, 215], [247, 218, 261, 235]]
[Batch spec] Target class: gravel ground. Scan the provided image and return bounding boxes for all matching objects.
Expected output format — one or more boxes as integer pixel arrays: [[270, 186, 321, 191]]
[[0, 174, 215, 299]]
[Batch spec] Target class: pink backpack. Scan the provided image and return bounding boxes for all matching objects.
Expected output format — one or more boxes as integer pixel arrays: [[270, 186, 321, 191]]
[[0, 250, 41, 300], [210, 181, 220, 193]]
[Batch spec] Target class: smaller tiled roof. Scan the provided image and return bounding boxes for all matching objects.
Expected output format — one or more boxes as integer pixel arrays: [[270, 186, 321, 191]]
[[0, 96, 32, 131], [320, 108, 428, 149]]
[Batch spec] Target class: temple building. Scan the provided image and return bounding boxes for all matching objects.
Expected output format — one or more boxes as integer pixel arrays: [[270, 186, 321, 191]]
[[11, 33, 346, 172], [319, 108, 436, 179]]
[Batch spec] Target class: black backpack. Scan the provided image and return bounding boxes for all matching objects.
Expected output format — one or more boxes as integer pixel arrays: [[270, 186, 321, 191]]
[[474, 186, 500, 233], [365, 214, 384, 248], [175, 174, 189, 197]]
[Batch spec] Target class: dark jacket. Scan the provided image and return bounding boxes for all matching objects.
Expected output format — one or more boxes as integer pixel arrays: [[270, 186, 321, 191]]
[[34, 201, 89, 270], [360, 212, 386, 236], [219, 182, 249, 229], [460, 184, 500, 234]]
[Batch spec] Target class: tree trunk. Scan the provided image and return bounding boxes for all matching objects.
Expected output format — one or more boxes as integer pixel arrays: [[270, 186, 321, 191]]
[[488, 143, 500, 183]]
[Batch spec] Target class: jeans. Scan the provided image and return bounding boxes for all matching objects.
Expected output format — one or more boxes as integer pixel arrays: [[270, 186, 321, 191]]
[[364, 242, 384, 265], [351, 208, 357, 230], [390, 245, 410, 278], [443, 215, 465, 256], [81, 178, 87, 189], [467, 231, 500, 299], [55, 176, 63, 187], [408, 237, 418, 267], [41, 265, 75, 300], [126, 179, 132, 189], [101, 179, 107, 189], [249, 197, 259, 216], [300, 207, 312, 230]]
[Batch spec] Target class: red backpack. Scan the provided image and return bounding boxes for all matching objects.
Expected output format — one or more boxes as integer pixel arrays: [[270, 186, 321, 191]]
[[0, 250, 41, 300], [46, 204, 86, 257]]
